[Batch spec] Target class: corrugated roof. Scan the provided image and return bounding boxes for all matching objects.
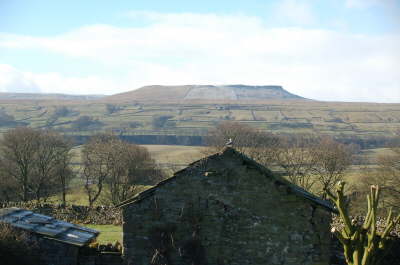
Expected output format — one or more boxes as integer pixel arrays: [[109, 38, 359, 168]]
[[0, 207, 99, 247], [117, 147, 337, 213]]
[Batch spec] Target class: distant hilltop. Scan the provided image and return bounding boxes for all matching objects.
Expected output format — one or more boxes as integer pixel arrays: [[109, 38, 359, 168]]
[[106, 85, 307, 102]]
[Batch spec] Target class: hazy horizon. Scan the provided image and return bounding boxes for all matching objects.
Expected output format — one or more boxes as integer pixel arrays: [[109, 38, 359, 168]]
[[1, 84, 400, 104]]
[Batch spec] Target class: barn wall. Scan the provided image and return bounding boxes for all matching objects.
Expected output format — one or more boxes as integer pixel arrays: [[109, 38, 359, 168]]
[[14, 233, 123, 265], [31, 235, 79, 265], [122, 150, 331, 265]]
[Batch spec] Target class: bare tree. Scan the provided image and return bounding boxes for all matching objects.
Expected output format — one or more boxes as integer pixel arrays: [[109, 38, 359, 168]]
[[31, 131, 73, 203], [206, 121, 257, 153], [205, 121, 280, 163], [311, 136, 354, 197], [56, 154, 74, 206], [81, 134, 162, 207], [0, 127, 73, 203], [82, 135, 112, 207], [0, 171, 19, 203], [273, 135, 317, 191], [0, 127, 41, 201], [107, 142, 163, 205], [206, 123, 355, 196], [206, 122, 319, 190], [358, 145, 400, 214]]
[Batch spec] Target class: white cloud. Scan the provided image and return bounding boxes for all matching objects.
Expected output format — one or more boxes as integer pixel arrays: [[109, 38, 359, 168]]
[[274, 0, 316, 25], [345, 0, 396, 8], [33, 72, 120, 95], [0, 12, 399, 102], [0, 64, 40, 93], [0, 64, 122, 95]]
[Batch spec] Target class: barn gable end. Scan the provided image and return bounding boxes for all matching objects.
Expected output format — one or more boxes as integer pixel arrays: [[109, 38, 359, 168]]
[[120, 147, 333, 265]]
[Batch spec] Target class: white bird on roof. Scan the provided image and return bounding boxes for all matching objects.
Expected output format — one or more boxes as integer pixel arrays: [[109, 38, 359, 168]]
[[226, 138, 233, 147]]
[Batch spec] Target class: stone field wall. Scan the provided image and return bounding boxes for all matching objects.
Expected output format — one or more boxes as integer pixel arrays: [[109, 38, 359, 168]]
[[0, 202, 122, 225]]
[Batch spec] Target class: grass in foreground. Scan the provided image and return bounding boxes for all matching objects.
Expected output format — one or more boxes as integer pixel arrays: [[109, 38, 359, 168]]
[[85, 224, 122, 244]]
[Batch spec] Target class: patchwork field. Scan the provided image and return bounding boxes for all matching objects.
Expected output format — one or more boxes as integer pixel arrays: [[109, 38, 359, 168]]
[[0, 99, 399, 141]]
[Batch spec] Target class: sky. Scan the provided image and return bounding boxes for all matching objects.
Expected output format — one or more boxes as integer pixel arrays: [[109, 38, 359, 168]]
[[0, 0, 399, 102]]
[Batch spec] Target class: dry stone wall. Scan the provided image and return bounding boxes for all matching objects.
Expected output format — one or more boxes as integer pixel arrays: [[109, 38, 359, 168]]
[[0, 202, 122, 224]]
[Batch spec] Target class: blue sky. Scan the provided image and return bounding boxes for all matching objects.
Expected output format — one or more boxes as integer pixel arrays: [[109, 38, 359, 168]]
[[0, 0, 399, 102]]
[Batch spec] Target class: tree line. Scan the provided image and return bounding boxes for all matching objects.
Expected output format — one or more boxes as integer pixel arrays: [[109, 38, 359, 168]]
[[206, 122, 400, 213], [82, 134, 163, 207], [0, 123, 398, 214], [0, 127, 163, 207], [206, 122, 356, 196]]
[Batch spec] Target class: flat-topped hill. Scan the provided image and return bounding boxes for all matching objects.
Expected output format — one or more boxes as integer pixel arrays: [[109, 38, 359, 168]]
[[105, 85, 306, 102], [0, 87, 399, 143]]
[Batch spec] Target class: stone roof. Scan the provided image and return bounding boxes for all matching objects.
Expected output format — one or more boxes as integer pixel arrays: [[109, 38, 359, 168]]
[[117, 147, 336, 212], [0, 207, 99, 246]]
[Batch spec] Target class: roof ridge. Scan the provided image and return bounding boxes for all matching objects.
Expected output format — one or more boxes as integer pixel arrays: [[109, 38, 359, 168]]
[[116, 147, 336, 212]]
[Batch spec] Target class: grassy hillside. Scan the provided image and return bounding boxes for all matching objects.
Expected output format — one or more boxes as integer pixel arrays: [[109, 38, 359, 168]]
[[0, 98, 399, 142]]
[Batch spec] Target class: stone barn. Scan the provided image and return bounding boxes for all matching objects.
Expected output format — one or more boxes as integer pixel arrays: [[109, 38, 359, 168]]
[[119, 147, 335, 265]]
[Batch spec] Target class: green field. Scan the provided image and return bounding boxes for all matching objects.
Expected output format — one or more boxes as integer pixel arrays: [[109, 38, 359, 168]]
[[84, 224, 122, 244], [69, 144, 206, 175]]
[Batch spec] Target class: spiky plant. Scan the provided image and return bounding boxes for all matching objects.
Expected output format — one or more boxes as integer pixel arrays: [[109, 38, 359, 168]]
[[327, 182, 400, 265]]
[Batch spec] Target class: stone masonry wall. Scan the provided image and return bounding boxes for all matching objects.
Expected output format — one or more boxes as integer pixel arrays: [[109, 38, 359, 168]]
[[122, 150, 332, 265], [78, 252, 123, 265], [18, 233, 123, 265], [29, 234, 80, 265]]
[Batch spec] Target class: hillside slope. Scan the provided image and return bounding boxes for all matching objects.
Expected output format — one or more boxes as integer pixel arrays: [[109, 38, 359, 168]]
[[0, 96, 399, 142], [106, 85, 306, 102]]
